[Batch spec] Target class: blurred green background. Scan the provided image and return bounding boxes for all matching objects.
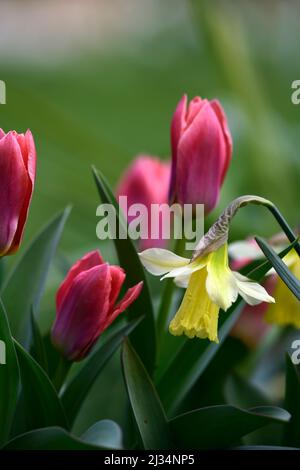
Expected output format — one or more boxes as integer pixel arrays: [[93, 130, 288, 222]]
[[0, 0, 299, 433]]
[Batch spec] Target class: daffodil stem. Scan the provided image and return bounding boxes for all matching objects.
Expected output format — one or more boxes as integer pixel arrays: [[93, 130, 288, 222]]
[[156, 237, 186, 346], [267, 204, 300, 257], [53, 355, 72, 392]]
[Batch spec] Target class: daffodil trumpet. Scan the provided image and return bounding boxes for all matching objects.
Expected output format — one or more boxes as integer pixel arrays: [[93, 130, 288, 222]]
[[139, 196, 276, 343]]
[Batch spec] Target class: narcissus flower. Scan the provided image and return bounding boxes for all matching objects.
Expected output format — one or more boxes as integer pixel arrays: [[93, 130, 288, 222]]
[[116, 155, 171, 250], [51, 250, 143, 361], [230, 237, 300, 330], [139, 196, 276, 342], [139, 243, 274, 342], [0, 128, 36, 256], [169, 95, 232, 213]]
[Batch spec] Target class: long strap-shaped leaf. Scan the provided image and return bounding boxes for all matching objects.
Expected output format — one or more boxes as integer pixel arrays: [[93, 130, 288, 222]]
[[92, 166, 156, 373], [61, 318, 141, 426], [284, 354, 300, 447], [170, 405, 290, 449], [14, 340, 67, 432], [0, 299, 19, 446], [122, 339, 173, 450], [1, 207, 71, 345], [255, 236, 300, 300], [157, 242, 296, 416]]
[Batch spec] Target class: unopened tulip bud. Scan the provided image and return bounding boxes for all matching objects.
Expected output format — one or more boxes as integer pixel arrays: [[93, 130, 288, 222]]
[[0, 129, 36, 256], [51, 250, 143, 361]]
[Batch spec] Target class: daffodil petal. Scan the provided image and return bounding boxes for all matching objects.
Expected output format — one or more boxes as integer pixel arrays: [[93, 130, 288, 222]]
[[161, 257, 207, 280], [174, 273, 190, 288], [229, 240, 262, 260], [233, 271, 275, 306], [206, 244, 238, 311], [138, 248, 190, 276]]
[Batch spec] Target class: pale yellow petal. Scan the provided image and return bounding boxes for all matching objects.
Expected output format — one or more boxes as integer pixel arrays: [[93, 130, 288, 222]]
[[138, 248, 189, 276], [233, 272, 275, 306], [206, 244, 238, 311]]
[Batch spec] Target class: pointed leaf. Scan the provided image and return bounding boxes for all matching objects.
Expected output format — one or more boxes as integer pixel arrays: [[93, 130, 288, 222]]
[[284, 354, 300, 447], [1, 207, 71, 345], [81, 420, 123, 449], [122, 339, 172, 450], [92, 167, 156, 373], [30, 309, 48, 374], [14, 340, 67, 432], [170, 405, 290, 449], [255, 237, 300, 300], [2, 427, 108, 450], [0, 299, 19, 446], [61, 318, 141, 426]]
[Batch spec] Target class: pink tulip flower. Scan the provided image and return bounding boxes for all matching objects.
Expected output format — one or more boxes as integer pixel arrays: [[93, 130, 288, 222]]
[[0, 129, 36, 256], [116, 155, 171, 250], [169, 95, 232, 214], [51, 250, 143, 361]]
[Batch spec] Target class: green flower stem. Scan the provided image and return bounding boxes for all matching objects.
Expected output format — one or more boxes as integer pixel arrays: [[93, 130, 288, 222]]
[[156, 236, 186, 348], [53, 355, 72, 392], [266, 204, 300, 257]]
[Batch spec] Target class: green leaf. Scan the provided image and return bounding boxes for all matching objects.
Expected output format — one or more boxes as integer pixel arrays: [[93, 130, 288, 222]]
[[225, 373, 273, 408], [92, 166, 156, 373], [284, 354, 300, 447], [157, 243, 296, 415], [30, 309, 48, 374], [1, 207, 71, 345], [0, 299, 19, 446], [81, 420, 123, 449], [14, 340, 67, 432], [61, 318, 141, 426], [2, 427, 108, 450], [170, 405, 290, 449], [255, 237, 300, 300], [122, 339, 172, 450]]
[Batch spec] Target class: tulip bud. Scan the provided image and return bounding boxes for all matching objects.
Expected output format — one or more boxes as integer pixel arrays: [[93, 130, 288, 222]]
[[0, 129, 36, 256], [116, 155, 171, 250], [169, 95, 232, 214], [51, 250, 143, 361]]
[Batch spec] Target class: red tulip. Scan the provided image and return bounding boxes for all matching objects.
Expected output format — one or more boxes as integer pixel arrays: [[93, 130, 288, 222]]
[[0, 129, 36, 256], [116, 155, 171, 250], [169, 95, 232, 213], [51, 250, 143, 361]]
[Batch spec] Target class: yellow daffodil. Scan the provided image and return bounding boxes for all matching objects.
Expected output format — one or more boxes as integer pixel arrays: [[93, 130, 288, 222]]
[[139, 243, 274, 342], [230, 240, 300, 329]]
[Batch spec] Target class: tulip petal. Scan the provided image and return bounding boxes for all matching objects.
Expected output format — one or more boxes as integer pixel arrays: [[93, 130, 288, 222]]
[[108, 265, 126, 312], [52, 264, 111, 361], [206, 244, 238, 311], [108, 281, 143, 328], [210, 99, 233, 184], [169, 94, 187, 203], [56, 250, 104, 312], [176, 101, 226, 212], [0, 132, 29, 255], [138, 248, 190, 276], [7, 130, 37, 254], [233, 272, 275, 306]]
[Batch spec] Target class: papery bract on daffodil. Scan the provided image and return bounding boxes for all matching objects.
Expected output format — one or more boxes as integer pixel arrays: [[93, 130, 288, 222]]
[[230, 238, 300, 330], [116, 155, 171, 250], [139, 196, 277, 342], [139, 243, 274, 343], [169, 94, 232, 214], [51, 250, 143, 361], [0, 128, 36, 256]]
